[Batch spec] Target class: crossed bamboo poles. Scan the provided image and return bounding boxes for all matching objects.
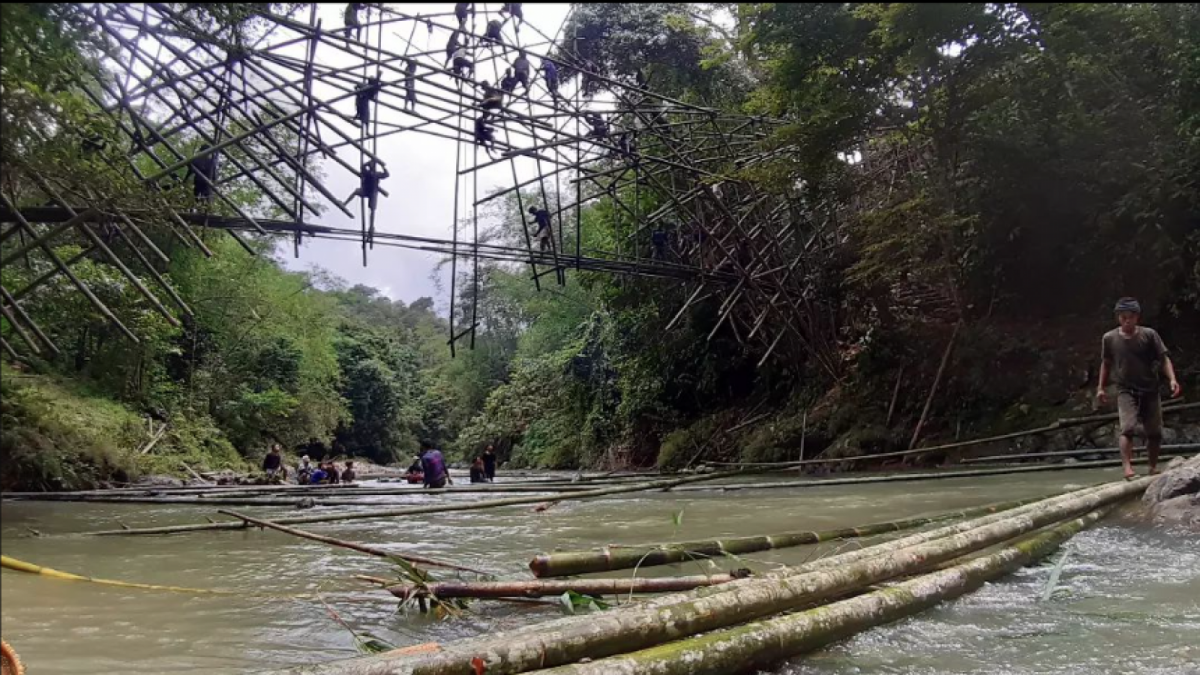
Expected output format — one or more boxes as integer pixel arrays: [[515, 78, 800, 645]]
[[2, 2, 852, 364]]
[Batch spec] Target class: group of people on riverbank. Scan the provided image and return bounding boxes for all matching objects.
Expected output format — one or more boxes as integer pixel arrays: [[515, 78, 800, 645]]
[[261, 444, 357, 485]]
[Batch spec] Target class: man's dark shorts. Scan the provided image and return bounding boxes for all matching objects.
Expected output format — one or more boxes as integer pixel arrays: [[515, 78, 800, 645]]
[[1117, 390, 1163, 440], [427, 476, 447, 489]]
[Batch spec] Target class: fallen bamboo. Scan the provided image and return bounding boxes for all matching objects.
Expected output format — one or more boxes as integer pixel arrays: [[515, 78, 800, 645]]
[[385, 573, 747, 600], [7, 486, 594, 506], [217, 510, 488, 575], [706, 400, 1200, 469], [294, 479, 1145, 675], [672, 454, 1187, 492], [961, 442, 1200, 465], [529, 493, 1056, 578], [76, 463, 854, 536], [530, 506, 1115, 675]]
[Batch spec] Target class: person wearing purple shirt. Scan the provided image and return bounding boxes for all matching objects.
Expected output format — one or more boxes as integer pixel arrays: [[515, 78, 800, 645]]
[[420, 441, 451, 489]]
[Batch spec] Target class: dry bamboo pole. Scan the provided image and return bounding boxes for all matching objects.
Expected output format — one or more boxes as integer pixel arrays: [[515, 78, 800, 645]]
[[529, 493, 1055, 578], [298, 479, 1143, 675], [961, 442, 1200, 464], [217, 510, 488, 575], [528, 506, 1115, 675], [8, 488, 593, 508], [385, 573, 747, 601], [77, 463, 858, 536], [0, 198, 138, 342], [910, 321, 962, 449], [0, 286, 59, 356], [706, 401, 1200, 469], [671, 454, 1188, 492]]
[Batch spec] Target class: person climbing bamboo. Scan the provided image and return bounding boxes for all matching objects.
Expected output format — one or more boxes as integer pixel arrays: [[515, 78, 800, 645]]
[[454, 2, 474, 28], [584, 111, 609, 141], [651, 228, 669, 260], [185, 144, 219, 202], [478, 80, 504, 116], [500, 68, 519, 98], [474, 116, 498, 157], [450, 45, 474, 79], [529, 205, 554, 252], [445, 30, 462, 67], [344, 2, 363, 41], [403, 59, 418, 111], [500, 3, 523, 32], [484, 17, 506, 49], [512, 51, 532, 93], [1096, 297, 1182, 479], [581, 59, 600, 99], [342, 160, 389, 212], [353, 76, 382, 127], [541, 58, 560, 100]]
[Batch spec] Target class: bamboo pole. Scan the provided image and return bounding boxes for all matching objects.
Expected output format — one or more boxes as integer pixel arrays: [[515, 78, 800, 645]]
[[529, 506, 1114, 675], [529, 493, 1054, 578], [301, 479, 1144, 675], [961, 442, 1200, 464], [217, 510, 487, 575], [671, 454, 1188, 492], [706, 401, 1200, 469], [76, 464, 849, 537], [77, 468, 758, 530], [385, 573, 746, 601], [910, 321, 961, 449]]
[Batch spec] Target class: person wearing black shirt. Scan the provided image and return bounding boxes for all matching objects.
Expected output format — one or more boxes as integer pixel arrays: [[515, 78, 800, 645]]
[[482, 445, 497, 482]]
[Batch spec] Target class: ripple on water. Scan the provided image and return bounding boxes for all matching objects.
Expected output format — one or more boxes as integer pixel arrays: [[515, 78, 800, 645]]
[[772, 524, 1200, 675]]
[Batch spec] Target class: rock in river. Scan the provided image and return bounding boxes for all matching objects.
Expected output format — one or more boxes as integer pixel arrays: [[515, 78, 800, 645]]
[[1142, 455, 1200, 529]]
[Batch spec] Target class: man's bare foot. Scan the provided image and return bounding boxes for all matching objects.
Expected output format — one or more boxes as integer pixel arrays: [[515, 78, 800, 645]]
[[1124, 470, 1138, 480], [1148, 467, 1161, 476]]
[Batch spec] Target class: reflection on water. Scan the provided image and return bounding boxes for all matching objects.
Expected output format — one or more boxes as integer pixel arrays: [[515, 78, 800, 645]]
[[2, 467, 1196, 674]]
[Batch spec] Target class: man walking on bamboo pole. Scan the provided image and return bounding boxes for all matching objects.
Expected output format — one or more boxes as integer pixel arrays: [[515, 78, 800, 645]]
[[1096, 297, 1182, 479]]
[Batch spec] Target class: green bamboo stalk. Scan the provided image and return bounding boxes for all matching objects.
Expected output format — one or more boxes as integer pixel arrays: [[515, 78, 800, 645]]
[[284, 478, 1146, 675], [529, 493, 1059, 577], [530, 506, 1114, 675]]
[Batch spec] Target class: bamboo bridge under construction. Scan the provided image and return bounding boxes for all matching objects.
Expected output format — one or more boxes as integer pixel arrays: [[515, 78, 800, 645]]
[[0, 2, 857, 362]]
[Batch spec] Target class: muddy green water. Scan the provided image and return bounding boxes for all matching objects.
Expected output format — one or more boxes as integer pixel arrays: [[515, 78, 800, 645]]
[[2, 467, 1198, 674]]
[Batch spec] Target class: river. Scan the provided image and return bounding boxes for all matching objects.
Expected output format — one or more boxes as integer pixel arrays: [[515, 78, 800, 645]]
[[2, 467, 1197, 674]]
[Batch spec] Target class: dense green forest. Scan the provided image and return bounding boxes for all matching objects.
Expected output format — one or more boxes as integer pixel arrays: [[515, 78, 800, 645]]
[[2, 3, 1198, 489]]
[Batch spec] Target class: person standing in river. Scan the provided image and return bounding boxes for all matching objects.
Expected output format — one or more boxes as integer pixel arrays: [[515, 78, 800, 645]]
[[482, 444, 497, 482], [1096, 297, 1182, 479], [420, 441, 451, 489]]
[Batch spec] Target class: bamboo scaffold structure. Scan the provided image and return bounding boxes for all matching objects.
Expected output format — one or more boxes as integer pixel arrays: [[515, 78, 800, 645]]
[[1, 3, 847, 363]]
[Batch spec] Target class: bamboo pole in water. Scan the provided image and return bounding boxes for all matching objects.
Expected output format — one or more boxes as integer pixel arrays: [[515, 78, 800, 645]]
[[670, 454, 1188, 492], [76, 465, 837, 536], [529, 506, 1115, 675], [216, 510, 488, 575], [291, 478, 1146, 675], [76, 458, 1147, 537], [961, 442, 1200, 465], [529, 493, 1056, 577], [385, 573, 748, 600]]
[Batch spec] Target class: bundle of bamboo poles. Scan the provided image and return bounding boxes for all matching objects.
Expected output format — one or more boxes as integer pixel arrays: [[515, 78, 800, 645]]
[[287, 476, 1149, 675], [528, 493, 1059, 577]]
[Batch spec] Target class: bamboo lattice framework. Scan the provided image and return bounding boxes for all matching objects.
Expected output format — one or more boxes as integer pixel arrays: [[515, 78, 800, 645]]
[[0, 3, 848, 364]]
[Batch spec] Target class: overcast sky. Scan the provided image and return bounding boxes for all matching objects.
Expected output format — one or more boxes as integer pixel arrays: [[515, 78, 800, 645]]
[[271, 3, 573, 309]]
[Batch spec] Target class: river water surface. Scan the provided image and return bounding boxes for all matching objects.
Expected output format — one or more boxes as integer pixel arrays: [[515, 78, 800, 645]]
[[2, 467, 1197, 674]]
